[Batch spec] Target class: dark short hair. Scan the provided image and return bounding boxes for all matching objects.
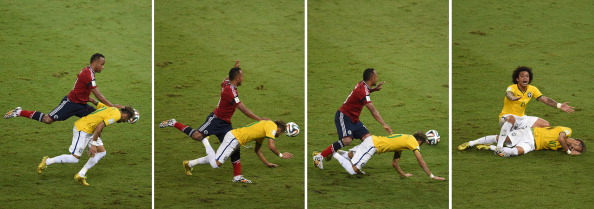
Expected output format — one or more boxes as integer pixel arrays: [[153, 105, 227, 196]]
[[575, 138, 586, 153], [512, 66, 533, 84], [90, 53, 105, 64], [229, 67, 242, 80], [274, 120, 287, 133], [413, 131, 428, 144], [121, 106, 135, 117], [363, 68, 375, 81]]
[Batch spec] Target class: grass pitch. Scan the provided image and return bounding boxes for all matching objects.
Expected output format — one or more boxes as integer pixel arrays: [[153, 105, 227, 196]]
[[0, 1, 151, 208], [154, 0, 304, 208], [307, 0, 448, 208], [453, 1, 594, 208]]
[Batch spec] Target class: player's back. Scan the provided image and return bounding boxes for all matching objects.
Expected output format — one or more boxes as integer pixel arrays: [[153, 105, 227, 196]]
[[372, 134, 419, 153], [213, 79, 239, 124], [533, 126, 571, 150], [231, 120, 277, 145], [339, 81, 371, 122], [74, 103, 121, 134], [68, 66, 97, 104]]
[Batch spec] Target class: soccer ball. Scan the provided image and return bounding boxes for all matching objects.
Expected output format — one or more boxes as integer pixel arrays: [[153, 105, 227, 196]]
[[425, 130, 440, 145], [285, 122, 300, 137]]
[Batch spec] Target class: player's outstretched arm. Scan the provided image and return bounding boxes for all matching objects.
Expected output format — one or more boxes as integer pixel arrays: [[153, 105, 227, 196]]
[[392, 151, 412, 178], [255, 139, 278, 168], [365, 102, 392, 134], [267, 138, 293, 159], [537, 96, 575, 113], [413, 150, 445, 180], [91, 88, 115, 107], [237, 103, 269, 121]]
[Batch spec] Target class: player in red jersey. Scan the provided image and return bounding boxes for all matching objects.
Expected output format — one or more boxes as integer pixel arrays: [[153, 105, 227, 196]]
[[313, 68, 392, 169], [160, 60, 268, 183], [4, 53, 120, 123]]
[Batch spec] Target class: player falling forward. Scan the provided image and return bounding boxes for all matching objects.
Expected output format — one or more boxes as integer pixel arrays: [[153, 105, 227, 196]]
[[458, 126, 585, 157], [331, 132, 445, 180], [160, 60, 268, 182], [183, 120, 294, 183], [4, 53, 121, 123], [313, 68, 392, 169], [491, 66, 574, 151], [37, 101, 139, 186]]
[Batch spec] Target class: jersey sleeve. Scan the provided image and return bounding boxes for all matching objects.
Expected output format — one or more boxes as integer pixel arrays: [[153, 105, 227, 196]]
[[265, 121, 277, 139], [561, 127, 572, 137], [408, 138, 420, 152], [103, 108, 121, 127], [96, 102, 107, 109], [506, 85, 513, 92], [83, 69, 98, 89], [231, 88, 241, 105], [360, 87, 372, 104]]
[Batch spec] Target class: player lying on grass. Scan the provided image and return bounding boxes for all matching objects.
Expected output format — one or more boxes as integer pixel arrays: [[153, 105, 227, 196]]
[[182, 120, 294, 183], [328, 132, 445, 180], [160, 60, 268, 180], [4, 53, 122, 124], [37, 100, 139, 186], [313, 68, 392, 170], [458, 126, 585, 157], [495, 66, 574, 150]]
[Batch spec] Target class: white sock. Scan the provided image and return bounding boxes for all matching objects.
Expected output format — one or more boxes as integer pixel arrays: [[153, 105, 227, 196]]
[[497, 122, 513, 148], [489, 145, 496, 151], [469, 135, 498, 146], [189, 156, 209, 167], [78, 152, 106, 177], [501, 147, 519, 156], [47, 154, 79, 165], [337, 150, 351, 159], [333, 153, 357, 175], [201, 138, 219, 168]]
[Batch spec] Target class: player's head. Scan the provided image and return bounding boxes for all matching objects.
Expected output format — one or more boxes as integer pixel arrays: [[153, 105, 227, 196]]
[[413, 131, 428, 146], [512, 66, 533, 87], [363, 68, 378, 86], [90, 53, 106, 73], [274, 120, 287, 137], [229, 67, 243, 86], [119, 106, 139, 123], [568, 138, 586, 154]]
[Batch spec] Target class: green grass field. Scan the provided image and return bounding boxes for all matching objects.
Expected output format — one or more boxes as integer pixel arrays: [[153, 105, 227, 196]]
[[453, 1, 594, 208], [307, 1, 448, 208], [154, 0, 304, 208], [0, 1, 152, 209]]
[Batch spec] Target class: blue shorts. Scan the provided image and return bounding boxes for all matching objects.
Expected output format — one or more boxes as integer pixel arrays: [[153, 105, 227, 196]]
[[197, 112, 233, 142], [48, 96, 96, 121], [334, 110, 369, 140]]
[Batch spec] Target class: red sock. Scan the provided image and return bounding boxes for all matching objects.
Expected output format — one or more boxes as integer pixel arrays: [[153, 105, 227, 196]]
[[19, 110, 35, 118], [232, 160, 242, 176], [173, 121, 188, 131], [320, 145, 334, 158]]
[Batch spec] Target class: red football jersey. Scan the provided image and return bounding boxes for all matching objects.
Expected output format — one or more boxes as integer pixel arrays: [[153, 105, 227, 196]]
[[338, 81, 372, 123], [213, 78, 241, 124], [67, 66, 97, 104]]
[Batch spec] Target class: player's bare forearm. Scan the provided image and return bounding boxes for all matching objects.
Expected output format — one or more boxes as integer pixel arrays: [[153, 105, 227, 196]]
[[506, 91, 520, 101], [538, 95, 558, 107], [365, 103, 392, 134], [557, 133, 570, 152], [392, 159, 407, 177], [91, 88, 115, 107], [88, 97, 99, 106], [267, 139, 280, 156], [237, 103, 266, 121], [414, 151, 433, 176]]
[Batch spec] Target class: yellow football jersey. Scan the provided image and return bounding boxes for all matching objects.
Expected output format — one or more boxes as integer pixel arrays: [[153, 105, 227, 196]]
[[231, 120, 278, 146], [74, 103, 122, 134], [534, 126, 572, 151], [372, 134, 420, 154], [499, 84, 543, 119]]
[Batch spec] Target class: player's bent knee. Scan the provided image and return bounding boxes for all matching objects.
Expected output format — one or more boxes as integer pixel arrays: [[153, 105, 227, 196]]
[[191, 132, 204, 141], [342, 137, 353, 146]]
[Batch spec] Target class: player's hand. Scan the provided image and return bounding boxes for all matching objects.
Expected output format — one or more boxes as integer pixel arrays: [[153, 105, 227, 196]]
[[281, 152, 293, 159], [266, 163, 278, 168], [560, 102, 575, 113], [371, 81, 385, 92], [569, 150, 581, 156], [431, 176, 446, 180], [88, 145, 97, 157], [234, 59, 240, 68], [384, 124, 393, 135]]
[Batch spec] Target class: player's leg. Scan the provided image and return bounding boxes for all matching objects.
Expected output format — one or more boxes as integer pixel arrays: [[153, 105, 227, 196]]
[[159, 118, 205, 141], [213, 133, 239, 168], [458, 135, 498, 150], [317, 111, 356, 159], [77, 138, 106, 178], [350, 139, 376, 174], [495, 128, 534, 157], [497, 115, 516, 149], [38, 127, 87, 174], [332, 152, 357, 175]]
